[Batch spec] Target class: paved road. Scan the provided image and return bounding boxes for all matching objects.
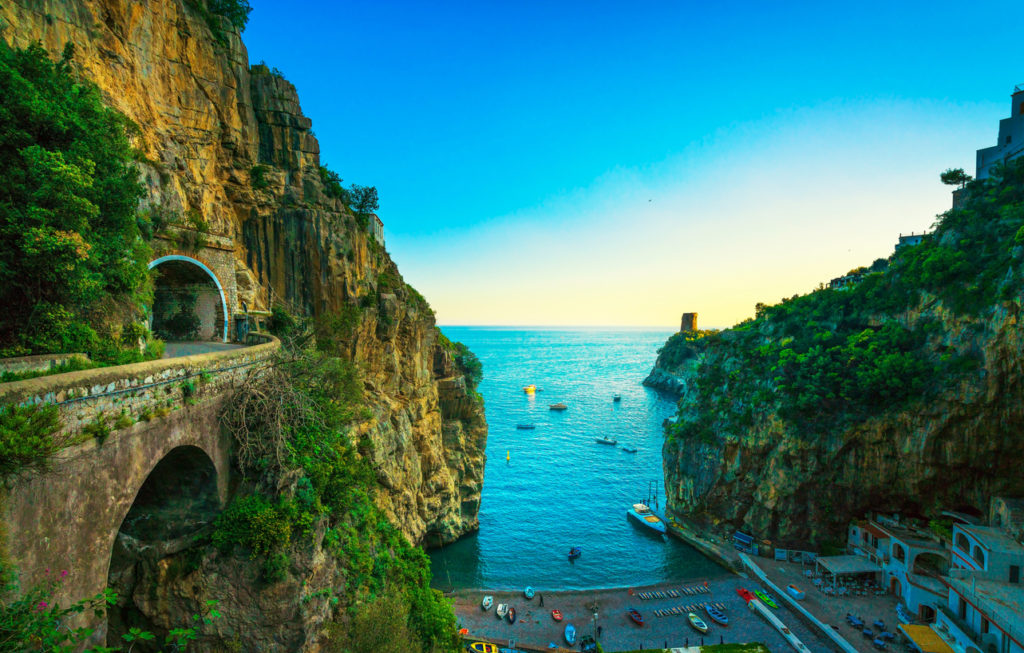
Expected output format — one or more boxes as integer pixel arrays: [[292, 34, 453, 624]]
[[162, 341, 244, 359]]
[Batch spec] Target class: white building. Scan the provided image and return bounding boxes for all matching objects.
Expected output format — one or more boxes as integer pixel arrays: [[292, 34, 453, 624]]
[[976, 85, 1024, 180], [369, 213, 384, 246], [896, 232, 927, 251]]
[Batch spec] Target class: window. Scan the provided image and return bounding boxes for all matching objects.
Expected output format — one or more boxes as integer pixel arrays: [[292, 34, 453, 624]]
[[863, 531, 869, 543], [1011, 565, 1020, 584], [981, 617, 990, 633], [972, 545, 986, 567], [958, 596, 967, 620], [893, 543, 906, 562], [956, 532, 969, 552], [1008, 134, 1014, 145]]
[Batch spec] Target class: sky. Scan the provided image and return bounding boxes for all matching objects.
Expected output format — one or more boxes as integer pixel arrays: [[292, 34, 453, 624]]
[[243, 1, 1023, 328]]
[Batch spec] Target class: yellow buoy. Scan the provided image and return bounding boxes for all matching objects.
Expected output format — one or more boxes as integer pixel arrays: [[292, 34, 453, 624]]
[[506, 450, 510, 464]]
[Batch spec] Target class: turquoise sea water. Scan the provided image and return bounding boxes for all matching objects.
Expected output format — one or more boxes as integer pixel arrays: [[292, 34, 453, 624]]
[[428, 327, 727, 591]]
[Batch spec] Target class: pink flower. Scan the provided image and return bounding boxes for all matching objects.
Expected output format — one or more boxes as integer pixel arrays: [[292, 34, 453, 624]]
[[36, 601, 48, 611], [60, 570, 68, 578]]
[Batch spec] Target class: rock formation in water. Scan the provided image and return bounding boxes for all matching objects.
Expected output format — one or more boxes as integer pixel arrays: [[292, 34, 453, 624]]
[[649, 169, 1024, 548], [2, 0, 485, 648]]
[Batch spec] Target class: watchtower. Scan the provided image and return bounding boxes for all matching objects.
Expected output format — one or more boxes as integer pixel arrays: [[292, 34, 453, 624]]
[[680, 312, 698, 332]]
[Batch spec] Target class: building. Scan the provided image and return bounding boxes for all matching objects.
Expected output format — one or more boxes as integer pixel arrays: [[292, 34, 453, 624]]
[[976, 85, 1024, 180], [829, 273, 862, 290], [897, 232, 927, 251], [680, 312, 698, 332], [369, 213, 384, 246], [935, 574, 1024, 653]]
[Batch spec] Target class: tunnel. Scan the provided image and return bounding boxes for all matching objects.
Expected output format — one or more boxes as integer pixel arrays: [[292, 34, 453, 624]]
[[149, 255, 227, 342]]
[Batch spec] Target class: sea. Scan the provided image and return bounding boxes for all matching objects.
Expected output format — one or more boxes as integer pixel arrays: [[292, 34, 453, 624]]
[[428, 327, 728, 592]]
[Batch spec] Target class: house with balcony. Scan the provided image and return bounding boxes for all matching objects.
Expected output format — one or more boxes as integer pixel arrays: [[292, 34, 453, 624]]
[[976, 85, 1024, 180]]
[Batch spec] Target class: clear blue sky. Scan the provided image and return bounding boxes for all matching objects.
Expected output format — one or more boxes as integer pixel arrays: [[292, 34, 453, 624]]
[[244, 1, 1023, 327]]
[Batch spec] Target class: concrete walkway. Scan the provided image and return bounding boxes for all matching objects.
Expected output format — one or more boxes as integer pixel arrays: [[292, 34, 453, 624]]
[[162, 341, 243, 359]]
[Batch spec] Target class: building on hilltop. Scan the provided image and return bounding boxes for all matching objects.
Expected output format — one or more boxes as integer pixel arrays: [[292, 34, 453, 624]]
[[680, 312, 698, 332], [829, 273, 862, 290], [896, 232, 928, 251], [369, 213, 384, 246], [976, 85, 1024, 180]]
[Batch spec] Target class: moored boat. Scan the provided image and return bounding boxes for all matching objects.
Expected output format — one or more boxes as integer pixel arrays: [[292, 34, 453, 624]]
[[613, 394, 621, 401], [755, 589, 778, 608], [627, 607, 644, 625], [468, 642, 498, 653], [786, 584, 805, 600], [481, 595, 493, 611], [736, 588, 755, 603], [506, 606, 516, 623], [568, 546, 582, 560], [496, 603, 508, 619], [523, 384, 536, 394], [705, 604, 728, 626], [564, 623, 576, 644], [515, 424, 535, 430], [549, 402, 567, 411], [551, 609, 563, 621], [524, 586, 534, 599], [626, 503, 667, 535], [688, 612, 709, 633], [621, 446, 637, 453], [595, 436, 618, 445]]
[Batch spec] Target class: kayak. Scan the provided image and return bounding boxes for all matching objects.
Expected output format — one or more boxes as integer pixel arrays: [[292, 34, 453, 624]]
[[736, 588, 755, 603], [755, 589, 778, 608], [467, 643, 498, 653], [688, 612, 709, 633]]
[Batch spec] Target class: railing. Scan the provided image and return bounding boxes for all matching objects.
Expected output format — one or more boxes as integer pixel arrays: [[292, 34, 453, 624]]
[[946, 582, 1024, 646]]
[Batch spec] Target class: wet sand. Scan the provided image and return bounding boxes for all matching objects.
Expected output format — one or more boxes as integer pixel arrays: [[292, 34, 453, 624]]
[[452, 575, 840, 652]]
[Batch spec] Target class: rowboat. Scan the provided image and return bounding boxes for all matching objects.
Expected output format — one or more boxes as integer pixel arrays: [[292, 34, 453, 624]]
[[595, 436, 618, 445], [786, 584, 805, 600], [496, 603, 508, 619], [627, 608, 644, 625], [705, 603, 728, 626], [736, 588, 755, 603], [621, 446, 637, 453], [549, 402, 567, 411], [507, 606, 516, 623], [755, 589, 778, 608], [568, 546, 582, 560], [467, 642, 498, 653], [524, 586, 535, 599], [515, 424, 535, 430], [551, 609, 563, 621], [626, 503, 666, 535], [564, 623, 576, 645], [688, 612, 709, 633], [481, 595, 493, 611]]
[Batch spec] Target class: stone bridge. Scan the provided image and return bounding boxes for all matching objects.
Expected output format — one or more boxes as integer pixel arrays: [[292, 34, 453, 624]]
[[0, 335, 279, 639]]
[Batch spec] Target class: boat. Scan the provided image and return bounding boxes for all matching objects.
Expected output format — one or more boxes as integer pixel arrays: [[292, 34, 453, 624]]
[[736, 588, 756, 603], [613, 394, 621, 402], [563, 623, 576, 645], [507, 606, 516, 624], [481, 595, 493, 611], [687, 612, 709, 633], [568, 546, 582, 560], [705, 604, 728, 626], [496, 603, 508, 619], [786, 584, 805, 600], [551, 609, 563, 621], [515, 424, 535, 430], [595, 436, 618, 445], [579, 635, 597, 653], [754, 589, 778, 608], [626, 503, 667, 535], [524, 586, 535, 599], [523, 384, 536, 394], [621, 446, 637, 453], [549, 402, 567, 411], [627, 607, 644, 625], [468, 643, 498, 653]]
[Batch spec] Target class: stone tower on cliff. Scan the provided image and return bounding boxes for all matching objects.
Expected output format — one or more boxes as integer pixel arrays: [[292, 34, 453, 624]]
[[680, 312, 698, 332]]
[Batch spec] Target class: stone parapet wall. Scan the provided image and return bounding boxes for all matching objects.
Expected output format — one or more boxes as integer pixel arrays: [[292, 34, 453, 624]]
[[0, 353, 90, 376], [0, 335, 280, 434]]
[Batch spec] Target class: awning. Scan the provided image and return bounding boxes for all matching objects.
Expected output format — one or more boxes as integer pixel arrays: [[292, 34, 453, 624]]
[[898, 624, 954, 653], [733, 531, 754, 546], [814, 555, 882, 576]]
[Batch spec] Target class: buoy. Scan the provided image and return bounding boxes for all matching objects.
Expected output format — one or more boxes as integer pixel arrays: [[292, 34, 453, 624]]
[[506, 450, 510, 464]]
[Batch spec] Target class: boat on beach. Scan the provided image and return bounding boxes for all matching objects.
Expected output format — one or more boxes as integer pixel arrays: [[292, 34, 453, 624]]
[[467, 642, 498, 653], [626, 502, 666, 534], [549, 402, 567, 411], [688, 612, 709, 633], [523, 586, 534, 599], [595, 436, 618, 445], [755, 589, 778, 608], [736, 588, 755, 603], [564, 623, 576, 644], [551, 609, 563, 621], [627, 607, 644, 625], [786, 584, 805, 600], [507, 606, 517, 623], [496, 603, 508, 619], [481, 595, 493, 611], [705, 603, 728, 625]]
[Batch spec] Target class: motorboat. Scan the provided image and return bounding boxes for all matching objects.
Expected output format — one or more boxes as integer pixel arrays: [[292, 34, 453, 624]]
[[524, 586, 535, 599], [481, 595, 493, 611], [627, 608, 644, 625], [568, 546, 582, 560], [515, 424, 535, 430], [621, 446, 637, 453], [786, 584, 805, 600], [687, 612, 709, 633], [549, 402, 567, 411], [755, 589, 778, 608], [523, 385, 536, 394], [467, 643, 498, 653], [705, 604, 728, 626], [595, 436, 618, 445], [496, 603, 508, 619], [613, 394, 621, 401], [626, 503, 666, 534], [564, 623, 576, 645], [507, 606, 516, 623], [551, 609, 563, 621]]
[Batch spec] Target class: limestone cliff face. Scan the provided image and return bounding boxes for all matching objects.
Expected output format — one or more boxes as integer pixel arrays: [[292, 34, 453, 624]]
[[3, 0, 485, 634], [653, 296, 1024, 548]]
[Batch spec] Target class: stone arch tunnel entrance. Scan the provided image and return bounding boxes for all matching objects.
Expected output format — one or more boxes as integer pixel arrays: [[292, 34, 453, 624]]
[[149, 255, 228, 342], [106, 445, 221, 649]]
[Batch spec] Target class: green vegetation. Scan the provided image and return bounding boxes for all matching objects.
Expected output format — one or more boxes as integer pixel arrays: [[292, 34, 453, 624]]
[[0, 356, 95, 383], [0, 42, 158, 363], [436, 330, 483, 391], [667, 159, 1024, 442], [185, 0, 252, 44], [213, 326, 459, 652], [318, 165, 379, 226], [0, 404, 65, 481], [250, 164, 269, 190]]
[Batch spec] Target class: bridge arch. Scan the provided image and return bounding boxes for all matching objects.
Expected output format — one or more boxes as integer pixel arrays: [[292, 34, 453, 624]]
[[149, 255, 228, 342]]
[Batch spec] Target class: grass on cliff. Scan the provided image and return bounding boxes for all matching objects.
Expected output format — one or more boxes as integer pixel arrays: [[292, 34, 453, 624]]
[[214, 323, 459, 652], [665, 159, 1024, 446]]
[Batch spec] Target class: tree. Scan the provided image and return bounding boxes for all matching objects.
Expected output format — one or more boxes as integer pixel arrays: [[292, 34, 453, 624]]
[[349, 184, 379, 216], [940, 167, 972, 189]]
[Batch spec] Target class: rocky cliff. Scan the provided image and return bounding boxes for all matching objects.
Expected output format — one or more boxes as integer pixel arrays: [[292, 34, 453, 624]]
[[2, 0, 484, 648], [651, 169, 1024, 548]]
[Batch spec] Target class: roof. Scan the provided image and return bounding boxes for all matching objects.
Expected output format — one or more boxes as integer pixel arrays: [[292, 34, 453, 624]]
[[874, 521, 945, 550], [947, 576, 1024, 645], [815, 555, 882, 575], [897, 624, 954, 653], [859, 522, 890, 540], [959, 524, 1024, 554]]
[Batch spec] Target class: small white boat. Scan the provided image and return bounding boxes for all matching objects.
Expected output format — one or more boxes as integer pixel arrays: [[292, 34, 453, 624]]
[[524, 586, 535, 599], [626, 502, 667, 534], [481, 595, 493, 611], [688, 612, 709, 633], [496, 603, 508, 619]]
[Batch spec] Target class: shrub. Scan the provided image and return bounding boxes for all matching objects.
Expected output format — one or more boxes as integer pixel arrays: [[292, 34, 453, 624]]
[[0, 404, 64, 480]]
